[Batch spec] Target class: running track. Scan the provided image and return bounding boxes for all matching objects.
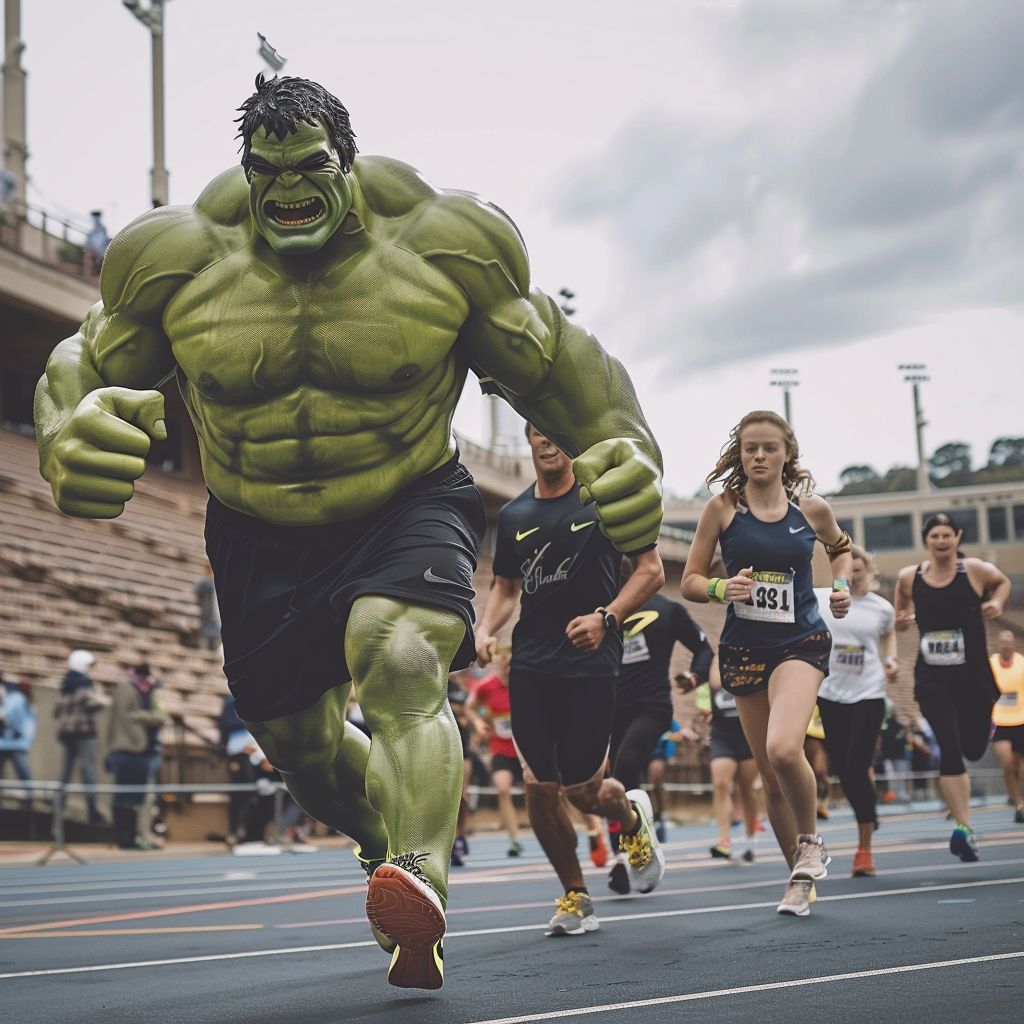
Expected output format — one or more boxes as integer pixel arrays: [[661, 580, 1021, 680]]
[[1, 806, 1022, 1024]]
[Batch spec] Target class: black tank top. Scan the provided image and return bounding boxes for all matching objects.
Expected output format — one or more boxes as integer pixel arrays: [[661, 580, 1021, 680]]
[[912, 560, 998, 697]]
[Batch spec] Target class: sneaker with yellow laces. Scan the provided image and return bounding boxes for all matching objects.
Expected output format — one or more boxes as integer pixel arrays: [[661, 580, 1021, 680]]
[[545, 890, 599, 936], [620, 788, 665, 894]]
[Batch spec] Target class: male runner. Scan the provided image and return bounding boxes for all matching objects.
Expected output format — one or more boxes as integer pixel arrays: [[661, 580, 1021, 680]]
[[34, 76, 664, 989], [475, 425, 666, 936], [606, 590, 713, 892]]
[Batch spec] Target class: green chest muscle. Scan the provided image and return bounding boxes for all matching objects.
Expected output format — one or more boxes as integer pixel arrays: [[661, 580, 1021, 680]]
[[167, 239, 469, 401]]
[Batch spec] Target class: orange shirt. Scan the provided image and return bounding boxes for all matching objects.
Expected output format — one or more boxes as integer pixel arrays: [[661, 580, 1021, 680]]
[[990, 651, 1024, 728]]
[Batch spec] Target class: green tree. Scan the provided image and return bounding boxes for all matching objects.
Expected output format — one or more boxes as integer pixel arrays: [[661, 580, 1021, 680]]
[[988, 437, 1024, 469], [929, 442, 972, 488]]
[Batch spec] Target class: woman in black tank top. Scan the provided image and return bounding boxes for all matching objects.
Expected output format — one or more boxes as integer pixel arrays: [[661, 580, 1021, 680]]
[[895, 514, 1010, 862]]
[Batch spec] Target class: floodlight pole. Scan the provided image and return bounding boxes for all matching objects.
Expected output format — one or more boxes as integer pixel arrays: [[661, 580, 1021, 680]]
[[769, 368, 799, 427], [899, 364, 931, 492], [123, 0, 169, 208]]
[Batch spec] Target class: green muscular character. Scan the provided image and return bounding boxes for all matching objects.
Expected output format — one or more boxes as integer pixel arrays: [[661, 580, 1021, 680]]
[[35, 76, 663, 989]]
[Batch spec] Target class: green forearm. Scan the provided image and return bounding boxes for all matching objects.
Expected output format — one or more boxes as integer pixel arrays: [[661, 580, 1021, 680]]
[[492, 292, 662, 472]]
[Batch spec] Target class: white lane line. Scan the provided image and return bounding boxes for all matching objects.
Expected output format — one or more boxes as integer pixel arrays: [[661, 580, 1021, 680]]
[[1, 875, 1020, 980], [459, 952, 1024, 1024]]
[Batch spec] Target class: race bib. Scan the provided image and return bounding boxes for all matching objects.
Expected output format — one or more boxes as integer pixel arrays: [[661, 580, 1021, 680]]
[[734, 570, 795, 624], [493, 714, 514, 740], [713, 687, 739, 718], [833, 644, 865, 674], [622, 632, 652, 666], [921, 630, 966, 666], [996, 693, 1019, 708]]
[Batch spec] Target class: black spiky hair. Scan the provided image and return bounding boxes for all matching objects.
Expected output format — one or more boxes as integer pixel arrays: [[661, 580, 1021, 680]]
[[235, 74, 357, 172]]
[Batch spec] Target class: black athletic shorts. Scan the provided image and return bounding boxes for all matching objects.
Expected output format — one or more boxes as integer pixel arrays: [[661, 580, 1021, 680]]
[[206, 456, 485, 722], [490, 752, 524, 783], [709, 719, 753, 763], [992, 724, 1024, 755], [719, 631, 832, 697], [508, 667, 617, 786]]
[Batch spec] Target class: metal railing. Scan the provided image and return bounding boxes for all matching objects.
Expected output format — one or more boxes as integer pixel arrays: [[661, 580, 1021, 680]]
[[0, 202, 102, 279]]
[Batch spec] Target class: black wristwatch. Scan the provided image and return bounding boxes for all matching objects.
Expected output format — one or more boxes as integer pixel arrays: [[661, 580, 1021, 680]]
[[596, 607, 620, 635]]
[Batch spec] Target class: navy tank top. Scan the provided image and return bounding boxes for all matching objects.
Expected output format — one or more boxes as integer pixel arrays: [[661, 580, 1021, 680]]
[[720, 501, 825, 648]]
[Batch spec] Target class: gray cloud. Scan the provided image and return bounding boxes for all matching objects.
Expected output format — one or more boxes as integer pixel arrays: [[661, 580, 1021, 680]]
[[546, 1, 1024, 372]]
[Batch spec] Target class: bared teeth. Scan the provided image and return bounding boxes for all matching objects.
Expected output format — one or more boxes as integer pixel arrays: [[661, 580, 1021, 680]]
[[274, 197, 316, 209]]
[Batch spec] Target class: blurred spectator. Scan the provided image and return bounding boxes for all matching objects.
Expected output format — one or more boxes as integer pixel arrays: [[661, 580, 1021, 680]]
[[194, 564, 221, 651], [106, 662, 168, 849], [448, 671, 474, 866], [0, 672, 36, 808], [84, 210, 111, 271], [53, 650, 110, 825]]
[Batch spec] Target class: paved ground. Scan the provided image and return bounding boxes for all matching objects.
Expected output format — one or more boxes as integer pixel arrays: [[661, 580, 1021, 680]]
[[1, 805, 1022, 1024]]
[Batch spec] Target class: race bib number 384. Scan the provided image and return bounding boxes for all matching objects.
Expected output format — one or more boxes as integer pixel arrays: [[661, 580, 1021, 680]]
[[921, 629, 966, 666], [734, 570, 796, 624]]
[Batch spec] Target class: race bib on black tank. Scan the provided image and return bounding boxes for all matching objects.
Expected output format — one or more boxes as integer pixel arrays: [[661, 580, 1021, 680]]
[[921, 629, 966, 666], [735, 570, 795, 624], [621, 631, 652, 666]]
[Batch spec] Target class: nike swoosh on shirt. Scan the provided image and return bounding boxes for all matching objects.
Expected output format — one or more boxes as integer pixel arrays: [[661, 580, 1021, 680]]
[[570, 521, 596, 532], [516, 527, 540, 541], [423, 567, 457, 585], [789, 526, 806, 534]]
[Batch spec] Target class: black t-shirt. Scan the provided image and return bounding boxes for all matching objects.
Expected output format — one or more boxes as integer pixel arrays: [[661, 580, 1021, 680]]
[[617, 593, 713, 712], [493, 481, 622, 676]]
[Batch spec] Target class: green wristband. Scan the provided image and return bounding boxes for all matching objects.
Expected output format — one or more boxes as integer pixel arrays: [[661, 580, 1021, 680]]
[[832, 578, 850, 592], [708, 578, 728, 603]]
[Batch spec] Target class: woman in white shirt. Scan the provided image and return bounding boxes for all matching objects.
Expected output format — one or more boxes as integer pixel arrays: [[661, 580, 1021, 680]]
[[815, 547, 897, 879]]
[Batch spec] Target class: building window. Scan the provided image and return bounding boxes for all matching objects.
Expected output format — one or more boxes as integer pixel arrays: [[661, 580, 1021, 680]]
[[836, 517, 854, 539], [863, 514, 913, 551], [1, 368, 36, 435], [1014, 505, 1024, 540], [988, 506, 1008, 543], [924, 508, 978, 544]]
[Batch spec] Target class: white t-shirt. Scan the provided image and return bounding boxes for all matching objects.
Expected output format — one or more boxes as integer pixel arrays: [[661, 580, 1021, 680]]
[[815, 589, 895, 704]]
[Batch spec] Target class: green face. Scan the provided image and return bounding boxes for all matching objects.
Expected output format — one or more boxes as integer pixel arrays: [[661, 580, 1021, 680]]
[[246, 122, 351, 253]]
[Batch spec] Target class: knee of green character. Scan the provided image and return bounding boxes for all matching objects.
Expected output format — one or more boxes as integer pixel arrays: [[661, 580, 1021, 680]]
[[346, 596, 463, 695]]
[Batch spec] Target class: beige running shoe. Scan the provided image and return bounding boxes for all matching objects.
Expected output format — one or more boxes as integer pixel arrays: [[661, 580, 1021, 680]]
[[791, 833, 831, 880], [777, 876, 814, 916]]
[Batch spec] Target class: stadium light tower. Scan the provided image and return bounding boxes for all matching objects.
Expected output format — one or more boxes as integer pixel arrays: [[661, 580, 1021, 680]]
[[899, 363, 931, 492], [123, 0, 169, 207], [769, 368, 799, 426]]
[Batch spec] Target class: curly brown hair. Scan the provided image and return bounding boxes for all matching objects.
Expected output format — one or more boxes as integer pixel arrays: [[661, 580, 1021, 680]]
[[706, 410, 815, 501]]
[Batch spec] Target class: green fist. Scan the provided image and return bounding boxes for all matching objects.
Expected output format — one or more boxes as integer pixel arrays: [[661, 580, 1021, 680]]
[[573, 437, 664, 553], [40, 387, 167, 519]]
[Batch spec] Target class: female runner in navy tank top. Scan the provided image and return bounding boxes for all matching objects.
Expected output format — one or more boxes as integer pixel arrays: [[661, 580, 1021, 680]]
[[894, 513, 1010, 862], [682, 411, 852, 917]]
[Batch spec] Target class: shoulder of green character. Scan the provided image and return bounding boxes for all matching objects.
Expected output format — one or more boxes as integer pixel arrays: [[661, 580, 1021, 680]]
[[353, 156, 441, 216], [100, 174, 248, 312], [383, 179, 531, 296]]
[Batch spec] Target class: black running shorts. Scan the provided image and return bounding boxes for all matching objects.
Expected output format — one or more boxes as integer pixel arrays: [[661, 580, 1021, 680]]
[[206, 457, 485, 722], [709, 719, 753, 763], [508, 668, 617, 786], [718, 631, 832, 697]]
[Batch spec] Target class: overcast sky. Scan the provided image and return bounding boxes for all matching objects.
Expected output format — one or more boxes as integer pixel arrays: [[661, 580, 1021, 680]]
[[14, 0, 1022, 496]]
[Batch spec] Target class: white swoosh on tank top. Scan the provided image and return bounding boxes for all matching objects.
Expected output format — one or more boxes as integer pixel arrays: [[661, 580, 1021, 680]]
[[789, 526, 806, 533]]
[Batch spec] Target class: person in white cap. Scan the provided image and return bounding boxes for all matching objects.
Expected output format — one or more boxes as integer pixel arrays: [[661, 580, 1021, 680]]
[[53, 650, 110, 826]]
